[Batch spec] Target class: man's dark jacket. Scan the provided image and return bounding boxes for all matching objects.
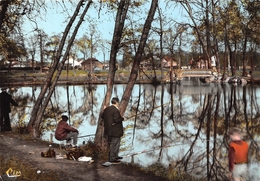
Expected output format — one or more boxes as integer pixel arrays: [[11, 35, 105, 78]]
[[0, 91, 18, 114], [101, 105, 124, 137]]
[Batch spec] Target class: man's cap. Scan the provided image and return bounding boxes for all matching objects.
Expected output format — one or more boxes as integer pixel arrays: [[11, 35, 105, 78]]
[[1, 87, 7, 91]]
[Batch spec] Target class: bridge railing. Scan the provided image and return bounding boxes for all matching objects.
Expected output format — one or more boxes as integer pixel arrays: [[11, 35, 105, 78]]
[[178, 69, 213, 78]]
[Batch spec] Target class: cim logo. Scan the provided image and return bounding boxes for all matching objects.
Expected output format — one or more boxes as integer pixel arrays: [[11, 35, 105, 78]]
[[5, 168, 21, 177]]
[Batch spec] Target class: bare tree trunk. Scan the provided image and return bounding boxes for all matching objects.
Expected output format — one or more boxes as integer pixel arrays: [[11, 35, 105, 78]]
[[159, 84, 164, 162], [205, 0, 212, 69], [120, 0, 158, 115], [211, 0, 220, 72], [0, 1, 10, 30], [131, 86, 142, 147], [206, 94, 212, 180], [242, 29, 248, 76], [27, 0, 92, 136], [157, 7, 164, 82], [156, 6, 165, 162], [39, 33, 44, 73], [212, 91, 220, 178], [94, 0, 131, 149]]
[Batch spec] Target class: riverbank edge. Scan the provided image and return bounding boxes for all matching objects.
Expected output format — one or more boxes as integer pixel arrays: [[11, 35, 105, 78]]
[[1, 76, 260, 87]]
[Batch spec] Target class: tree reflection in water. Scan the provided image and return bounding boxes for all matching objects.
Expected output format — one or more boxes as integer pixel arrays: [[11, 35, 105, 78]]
[[9, 81, 260, 180]]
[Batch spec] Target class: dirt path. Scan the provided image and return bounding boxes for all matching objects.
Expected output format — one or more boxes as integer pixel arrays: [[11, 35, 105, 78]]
[[0, 132, 166, 181]]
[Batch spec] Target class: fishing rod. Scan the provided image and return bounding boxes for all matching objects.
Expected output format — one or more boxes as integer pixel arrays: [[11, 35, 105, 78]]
[[122, 143, 188, 158], [12, 105, 33, 108], [77, 134, 95, 139], [121, 138, 235, 158]]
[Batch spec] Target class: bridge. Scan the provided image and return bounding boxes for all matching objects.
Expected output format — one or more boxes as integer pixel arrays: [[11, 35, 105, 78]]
[[163, 69, 215, 83], [178, 69, 214, 78]]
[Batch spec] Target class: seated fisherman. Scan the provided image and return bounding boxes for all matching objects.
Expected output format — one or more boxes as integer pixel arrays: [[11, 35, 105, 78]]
[[55, 115, 79, 147]]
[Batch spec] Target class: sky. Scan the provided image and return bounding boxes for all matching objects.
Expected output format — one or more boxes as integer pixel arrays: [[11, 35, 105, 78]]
[[22, 1, 114, 61], [22, 1, 186, 62]]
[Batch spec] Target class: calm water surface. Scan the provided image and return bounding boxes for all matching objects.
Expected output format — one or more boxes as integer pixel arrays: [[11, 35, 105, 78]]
[[8, 79, 260, 180]]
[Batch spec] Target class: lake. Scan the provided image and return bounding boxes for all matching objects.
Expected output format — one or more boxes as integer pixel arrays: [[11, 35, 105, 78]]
[[7, 79, 260, 180]]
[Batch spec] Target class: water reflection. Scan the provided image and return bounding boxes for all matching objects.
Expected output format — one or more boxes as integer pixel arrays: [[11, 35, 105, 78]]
[[8, 80, 260, 180]]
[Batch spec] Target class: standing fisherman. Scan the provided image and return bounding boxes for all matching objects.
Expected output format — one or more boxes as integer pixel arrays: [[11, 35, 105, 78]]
[[0, 87, 18, 132], [101, 97, 124, 164]]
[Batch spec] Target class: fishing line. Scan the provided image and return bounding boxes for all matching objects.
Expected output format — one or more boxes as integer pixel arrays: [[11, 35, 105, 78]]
[[121, 143, 188, 158]]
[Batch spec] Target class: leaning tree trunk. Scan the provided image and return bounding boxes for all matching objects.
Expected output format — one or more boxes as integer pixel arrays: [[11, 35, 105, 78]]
[[27, 0, 92, 136], [94, 0, 158, 151], [119, 0, 158, 115], [94, 0, 130, 149], [33, 0, 93, 136]]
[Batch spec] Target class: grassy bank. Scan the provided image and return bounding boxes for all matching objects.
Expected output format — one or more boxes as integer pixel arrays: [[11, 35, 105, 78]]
[[0, 132, 205, 181], [0, 155, 60, 181]]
